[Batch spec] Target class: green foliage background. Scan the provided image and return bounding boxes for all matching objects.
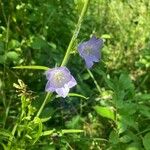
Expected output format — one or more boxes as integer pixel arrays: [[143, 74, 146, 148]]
[[0, 0, 150, 149]]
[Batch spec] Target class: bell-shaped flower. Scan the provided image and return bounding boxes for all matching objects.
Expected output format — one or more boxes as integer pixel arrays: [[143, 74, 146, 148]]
[[78, 36, 103, 68], [45, 67, 77, 98]]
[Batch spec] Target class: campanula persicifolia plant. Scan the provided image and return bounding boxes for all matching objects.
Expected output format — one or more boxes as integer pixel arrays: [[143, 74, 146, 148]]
[[7, 0, 98, 149]]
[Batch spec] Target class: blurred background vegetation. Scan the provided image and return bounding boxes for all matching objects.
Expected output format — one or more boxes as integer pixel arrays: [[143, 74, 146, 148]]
[[0, 0, 150, 149]]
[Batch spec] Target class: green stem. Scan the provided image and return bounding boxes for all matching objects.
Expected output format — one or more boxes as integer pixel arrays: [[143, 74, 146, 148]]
[[61, 0, 90, 66], [36, 0, 90, 117], [36, 92, 52, 117], [87, 69, 102, 94]]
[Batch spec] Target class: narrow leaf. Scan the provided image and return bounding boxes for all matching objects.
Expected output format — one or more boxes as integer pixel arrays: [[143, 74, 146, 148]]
[[61, 129, 84, 134], [68, 93, 88, 99], [13, 66, 49, 70]]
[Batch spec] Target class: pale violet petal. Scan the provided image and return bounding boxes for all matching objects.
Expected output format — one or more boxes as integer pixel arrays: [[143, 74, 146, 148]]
[[85, 60, 94, 69], [59, 66, 71, 74], [67, 77, 77, 88], [45, 80, 55, 92], [56, 85, 69, 98]]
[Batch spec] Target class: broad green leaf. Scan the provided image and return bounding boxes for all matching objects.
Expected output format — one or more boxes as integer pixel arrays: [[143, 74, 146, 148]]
[[31, 37, 49, 50], [94, 106, 115, 120], [6, 51, 19, 60], [125, 140, 142, 150], [126, 145, 140, 150], [8, 39, 20, 49], [13, 65, 49, 70], [119, 74, 134, 91], [143, 132, 150, 150]]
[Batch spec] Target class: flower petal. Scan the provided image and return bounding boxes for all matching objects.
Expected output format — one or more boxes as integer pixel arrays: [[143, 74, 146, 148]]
[[67, 77, 77, 88], [45, 69, 55, 80], [45, 80, 55, 92], [85, 60, 94, 68], [56, 85, 69, 98]]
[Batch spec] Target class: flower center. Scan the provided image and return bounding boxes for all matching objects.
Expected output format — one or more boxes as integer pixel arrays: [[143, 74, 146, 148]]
[[84, 46, 93, 55], [51, 70, 70, 88], [54, 71, 65, 83]]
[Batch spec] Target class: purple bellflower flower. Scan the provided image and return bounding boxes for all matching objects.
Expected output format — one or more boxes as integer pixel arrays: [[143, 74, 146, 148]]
[[78, 36, 103, 68], [45, 67, 77, 98]]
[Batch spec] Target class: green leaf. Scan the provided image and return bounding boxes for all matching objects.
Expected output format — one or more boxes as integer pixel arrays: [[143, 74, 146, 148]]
[[126, 144, 140, 150], [139, 105, 150, 118], [42, 129, 55, 136], [119, 74, 134, 91], [13, 65, 49, 70], [135, 94, 150, 101], [68, 93, 88, 100], [0, 129, 13, 139], [1, 143, 8, 150], [6, 51, 19, 61], [109, 130, 120, 144], [61, 129, 84, 134], [94, 106, 115, 121], [8, 39, 20, 50], [117, 117, 127, 134], [143, 132, 150, 150], [101, 34, 111, 39], [31, 37, 49, 50], [120, 134, 132, 143], [66, 115, 81, 128], [32, 117, 43, 144], [56, 93, 88, 100]]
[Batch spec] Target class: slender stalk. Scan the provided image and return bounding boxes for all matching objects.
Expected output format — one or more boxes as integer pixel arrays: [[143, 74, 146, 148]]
[[36, 0, 90, 117], [61, 0, 90, 66], [87, 69, 102, 94], [36, 92, 52, 117]]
